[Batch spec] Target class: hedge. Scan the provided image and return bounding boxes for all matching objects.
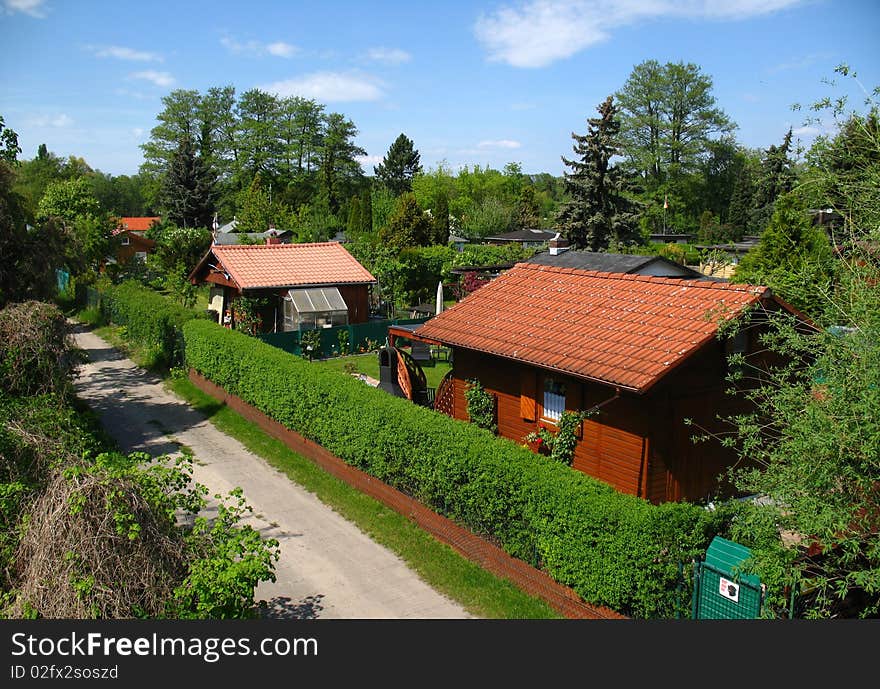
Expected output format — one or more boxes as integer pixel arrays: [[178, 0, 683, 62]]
[[184, 319, 734, 618], [98, 281, 203, 368]]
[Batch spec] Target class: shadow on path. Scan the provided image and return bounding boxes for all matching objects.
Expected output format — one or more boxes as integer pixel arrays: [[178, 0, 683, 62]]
[[258, 594, 325, 620]]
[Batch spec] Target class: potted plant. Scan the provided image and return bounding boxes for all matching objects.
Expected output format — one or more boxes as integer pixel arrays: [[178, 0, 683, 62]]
[[524, 424, 555, 456]]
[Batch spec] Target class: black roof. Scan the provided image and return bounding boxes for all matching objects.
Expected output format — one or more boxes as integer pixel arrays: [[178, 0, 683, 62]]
[[484, 228, 557, 242], [525, 250, 702, 277], [212, 230, 293, 246]]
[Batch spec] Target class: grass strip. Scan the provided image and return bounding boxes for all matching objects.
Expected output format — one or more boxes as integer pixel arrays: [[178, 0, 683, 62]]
[[81, 319, 558, 618], [166, 373, 560, 619]]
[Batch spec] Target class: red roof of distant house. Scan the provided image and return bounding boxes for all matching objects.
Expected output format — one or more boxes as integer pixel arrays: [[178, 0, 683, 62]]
[[113, 217, 160, 235], [194, 242, 376, 289], [415, 263, 774, 393]]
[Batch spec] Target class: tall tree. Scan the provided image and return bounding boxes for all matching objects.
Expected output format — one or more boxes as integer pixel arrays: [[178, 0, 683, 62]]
[[750, 129, 795, 234], [429, 191, 450, 245], [556, 96, 640, 251], [378, 192, 432, 250], [319, 113, 366, 214], [0, 161, 65, 306], [0, 115, 21, 164], [235, 89, 283, 184], [374, 133, 422, 195], [727, 158, 759, 238], [617, 60, 735, 182], [161, 136, 216, 229], [517, 185, 542, 228]]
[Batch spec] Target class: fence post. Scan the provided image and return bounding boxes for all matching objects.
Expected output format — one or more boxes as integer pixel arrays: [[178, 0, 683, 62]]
[[691, 558, 701, 620]]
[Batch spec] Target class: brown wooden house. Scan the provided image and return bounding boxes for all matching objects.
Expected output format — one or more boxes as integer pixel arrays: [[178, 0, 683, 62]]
[[412, 262, 806, 504], [189, 242, 377, 332], [112, 216, 160, 265]]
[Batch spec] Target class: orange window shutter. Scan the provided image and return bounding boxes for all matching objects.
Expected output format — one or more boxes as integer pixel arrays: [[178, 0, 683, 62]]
[[520, 370, 537, 421]]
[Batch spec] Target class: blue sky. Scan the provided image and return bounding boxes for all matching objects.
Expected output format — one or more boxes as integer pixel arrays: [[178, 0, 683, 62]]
[[2, 0, 878, 177]]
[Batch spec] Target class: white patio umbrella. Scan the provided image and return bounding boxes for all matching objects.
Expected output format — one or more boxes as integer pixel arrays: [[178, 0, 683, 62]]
[[435, 281, 444, 316]]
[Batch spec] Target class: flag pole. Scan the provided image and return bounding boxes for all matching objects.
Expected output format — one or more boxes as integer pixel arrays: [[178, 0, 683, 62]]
[[663, 194, 668, 235]]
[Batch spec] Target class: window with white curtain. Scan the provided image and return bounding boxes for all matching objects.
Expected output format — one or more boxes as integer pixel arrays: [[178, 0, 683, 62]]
[[542, 377, 566, 422]]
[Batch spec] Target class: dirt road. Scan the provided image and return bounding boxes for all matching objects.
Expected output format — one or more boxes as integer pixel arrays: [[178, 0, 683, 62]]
[[72, 324, 471, 619]]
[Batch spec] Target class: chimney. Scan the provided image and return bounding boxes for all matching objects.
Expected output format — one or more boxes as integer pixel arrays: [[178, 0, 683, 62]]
[[549, 232, 570, 256]]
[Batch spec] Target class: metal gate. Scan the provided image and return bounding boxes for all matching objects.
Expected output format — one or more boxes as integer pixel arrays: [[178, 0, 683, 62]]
[[691, 536, 763, 619]]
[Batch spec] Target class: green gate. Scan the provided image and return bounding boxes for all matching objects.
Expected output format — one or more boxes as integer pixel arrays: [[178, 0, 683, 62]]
[[692, 537, 763, 619]]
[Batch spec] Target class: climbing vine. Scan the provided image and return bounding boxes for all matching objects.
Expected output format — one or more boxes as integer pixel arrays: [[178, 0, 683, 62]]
[[464, 379, 497, 434], [525, 410, 590, 465]]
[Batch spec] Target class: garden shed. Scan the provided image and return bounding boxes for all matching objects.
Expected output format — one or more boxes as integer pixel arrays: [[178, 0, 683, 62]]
[[189, 241, 377, 332], [413, 262, 809, 504]]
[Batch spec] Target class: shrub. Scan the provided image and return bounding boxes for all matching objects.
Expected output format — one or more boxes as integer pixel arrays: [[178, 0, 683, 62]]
[[0, 395, 278, 619], [97, 281, 203, 369], [184, 319, 733, 617], [0, 301, 80, 398]]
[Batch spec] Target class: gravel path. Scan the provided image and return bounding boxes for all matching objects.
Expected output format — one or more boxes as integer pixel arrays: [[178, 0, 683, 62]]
[[72, 324, 471, 619]]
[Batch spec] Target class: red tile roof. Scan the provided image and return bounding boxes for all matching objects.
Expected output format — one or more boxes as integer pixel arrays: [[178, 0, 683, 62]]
[[114, 217, 160, 235], [415, 263, 771, 392], [207, 242, 376, 289]]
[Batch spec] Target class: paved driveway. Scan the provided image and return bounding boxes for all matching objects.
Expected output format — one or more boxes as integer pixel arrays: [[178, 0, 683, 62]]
[[72, 324, 471, 619]]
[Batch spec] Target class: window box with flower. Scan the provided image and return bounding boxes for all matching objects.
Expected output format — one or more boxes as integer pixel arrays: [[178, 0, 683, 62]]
[[523, 410, 590, 465]]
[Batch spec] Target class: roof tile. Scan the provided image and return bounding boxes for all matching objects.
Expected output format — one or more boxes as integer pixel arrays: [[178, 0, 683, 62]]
[[415, 263, 768, 392], [209, 242, 376, 289]]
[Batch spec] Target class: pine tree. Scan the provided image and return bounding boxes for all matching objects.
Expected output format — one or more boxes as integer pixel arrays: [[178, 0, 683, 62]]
[[750, 129, 795, 233], [161, 135, 216, 228], [727, 163, 756, 239], [556, 96, 639, 251], [374, 133, 422, 196]]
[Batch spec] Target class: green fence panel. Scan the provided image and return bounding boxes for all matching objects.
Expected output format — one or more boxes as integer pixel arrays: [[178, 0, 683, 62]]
[[694, 561, 762, 619], [258, 317, 431, 359], [258, 331, 302, 356]]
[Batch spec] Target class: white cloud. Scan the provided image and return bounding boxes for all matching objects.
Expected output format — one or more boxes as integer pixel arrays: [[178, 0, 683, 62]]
[[356, 154, 383, 168], [3, 0, 48, 18], [767, 52, 831, 74], [90, 45, 162, 62], [792, 120, 837, 138], [222, 35, 299, 58], [474, 0, 804, 68], [261, 72, 384, 102], [366, 47, 412, 65], [478, 139, 522, 149], [131, 127, 144, 138], [129, 70, 175, 88], [266, 41, 298, 58], [27, 113, 73, 128]]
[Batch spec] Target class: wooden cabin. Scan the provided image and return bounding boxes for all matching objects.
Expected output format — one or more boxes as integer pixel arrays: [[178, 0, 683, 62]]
[[412, 262, 805, 504], [111, 216, 160, 265], [189, 242, 377, 332]]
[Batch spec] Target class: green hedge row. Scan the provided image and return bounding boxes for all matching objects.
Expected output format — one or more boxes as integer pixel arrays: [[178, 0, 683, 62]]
[[184, 319, 732, 618], [98, 281, 203, 368]]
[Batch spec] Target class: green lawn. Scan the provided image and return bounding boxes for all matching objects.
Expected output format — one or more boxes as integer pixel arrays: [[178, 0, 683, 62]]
[[317, 351, 453, 389]]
